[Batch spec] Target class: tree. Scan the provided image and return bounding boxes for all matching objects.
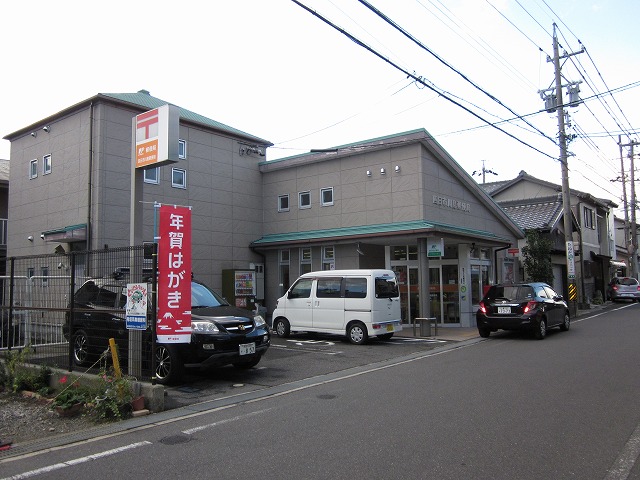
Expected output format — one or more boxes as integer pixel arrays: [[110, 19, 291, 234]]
[[521, 230, 554, 283]]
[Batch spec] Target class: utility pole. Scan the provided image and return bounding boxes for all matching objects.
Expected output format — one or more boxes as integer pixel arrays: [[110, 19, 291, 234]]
[[617, 136, 631, 271], [545, 23, 583, 315], [618, 138, 639, 278], [472, 160, 498, 184]]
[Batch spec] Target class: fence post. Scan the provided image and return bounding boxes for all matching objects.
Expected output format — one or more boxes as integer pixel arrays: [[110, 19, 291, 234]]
[[7, 257, 14, 350], [68, 252, 76, 371]]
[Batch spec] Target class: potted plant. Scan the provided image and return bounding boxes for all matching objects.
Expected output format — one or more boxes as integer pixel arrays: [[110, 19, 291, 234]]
[[51, 376, 91, 417]]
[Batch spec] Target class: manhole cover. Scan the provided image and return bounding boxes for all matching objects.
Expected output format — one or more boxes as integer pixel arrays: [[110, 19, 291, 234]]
[[160, 434, 191, 445]]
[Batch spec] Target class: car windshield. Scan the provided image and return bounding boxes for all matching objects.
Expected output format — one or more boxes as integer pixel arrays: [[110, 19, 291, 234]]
[[487, 285, 535, 301], [191, 282, 229, 308]]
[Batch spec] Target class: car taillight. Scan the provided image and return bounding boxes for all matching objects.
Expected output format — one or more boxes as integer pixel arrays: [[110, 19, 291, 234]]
[[523, 301, 537, 313], [612, 285, 619, 291], [479, 301, 487, 314]]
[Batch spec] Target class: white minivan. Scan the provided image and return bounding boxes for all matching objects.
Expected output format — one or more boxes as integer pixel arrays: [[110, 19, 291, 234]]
[[271, 269, 402, 344]]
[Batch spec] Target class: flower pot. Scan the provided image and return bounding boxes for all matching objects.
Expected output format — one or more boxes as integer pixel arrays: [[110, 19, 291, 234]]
[[131, 396, 145, 411], [55, 403, 83, 417]]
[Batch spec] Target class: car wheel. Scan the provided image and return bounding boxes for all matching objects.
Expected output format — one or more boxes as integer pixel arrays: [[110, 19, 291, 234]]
[[72, 329, 91, 366], [478, 327, 491, 338], [273, 317, 290, 337], [348, 322, 368, 345], [155, 344, 183, 385], [533, 318, 547, 340], [233, 356, 262, 369], [377, 333, 394, 341], [560, 312, 570, 331]]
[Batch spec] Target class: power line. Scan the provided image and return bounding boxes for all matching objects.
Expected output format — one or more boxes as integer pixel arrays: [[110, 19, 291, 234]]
[[290, 0, 558, 161]]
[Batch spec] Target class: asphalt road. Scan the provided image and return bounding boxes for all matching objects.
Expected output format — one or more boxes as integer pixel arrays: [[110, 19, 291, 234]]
[[2, 303, 639, 479]]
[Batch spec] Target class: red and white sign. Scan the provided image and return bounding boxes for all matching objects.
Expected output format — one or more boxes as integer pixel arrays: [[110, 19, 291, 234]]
[[157, 205, 192, 343], [135, 104, 180, 169]]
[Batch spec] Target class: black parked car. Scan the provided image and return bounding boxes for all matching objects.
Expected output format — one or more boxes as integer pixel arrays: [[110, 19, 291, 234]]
[[476, 282, 570, 339], [63, 279, 271, 384]]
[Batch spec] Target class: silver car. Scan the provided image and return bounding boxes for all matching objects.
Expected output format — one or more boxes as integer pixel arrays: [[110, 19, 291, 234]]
[[607, 277, 640, 302]]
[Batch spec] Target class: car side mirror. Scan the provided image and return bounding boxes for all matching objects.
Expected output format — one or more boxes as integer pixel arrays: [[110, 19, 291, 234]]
[[554, 295, 564, 301]]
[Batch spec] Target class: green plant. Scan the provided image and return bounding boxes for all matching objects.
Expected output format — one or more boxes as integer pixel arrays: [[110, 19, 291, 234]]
[[521, 230, 554, 283], [93, 367, 134, 421], [51, 375, 93, 410], [592, 290, 604, 305], [13, 364, 52, 395], [0, 347, 34, 392]]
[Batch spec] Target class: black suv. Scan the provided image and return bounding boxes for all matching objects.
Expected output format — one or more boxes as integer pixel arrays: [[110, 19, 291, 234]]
[[63, 279, 271, 384], [476, 282, 570, 339]]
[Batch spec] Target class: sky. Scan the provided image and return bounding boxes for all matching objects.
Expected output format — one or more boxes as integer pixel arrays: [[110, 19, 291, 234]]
[[2, 0, 639, 217]]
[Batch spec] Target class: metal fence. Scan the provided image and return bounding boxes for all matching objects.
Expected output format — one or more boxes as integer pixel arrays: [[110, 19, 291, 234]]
[[0, 245, 157, 380]]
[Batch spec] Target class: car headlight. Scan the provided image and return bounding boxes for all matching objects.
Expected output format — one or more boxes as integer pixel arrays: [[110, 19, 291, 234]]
[[191, 320, 220, 334], [253, 315, 266, 327]]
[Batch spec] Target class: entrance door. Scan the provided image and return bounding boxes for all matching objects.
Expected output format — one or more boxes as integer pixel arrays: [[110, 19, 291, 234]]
[[442, 264, 459, 324], [429, 267, 442, 323]]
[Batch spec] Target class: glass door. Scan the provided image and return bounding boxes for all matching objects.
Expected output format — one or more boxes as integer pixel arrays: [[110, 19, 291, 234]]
[[429, 267, 442, 323], [392, 266, 409, 323], [442, 264, 459, 324]]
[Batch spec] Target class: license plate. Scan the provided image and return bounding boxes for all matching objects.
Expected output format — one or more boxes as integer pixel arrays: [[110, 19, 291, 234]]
[[386, 324, 394, 332], [239, 343, 256, 355], [497, 306, 511, 314]]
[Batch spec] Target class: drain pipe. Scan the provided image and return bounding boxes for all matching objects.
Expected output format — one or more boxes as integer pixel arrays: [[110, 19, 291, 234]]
[[494, 244, 511, 284], [87, 101, 94, 251]]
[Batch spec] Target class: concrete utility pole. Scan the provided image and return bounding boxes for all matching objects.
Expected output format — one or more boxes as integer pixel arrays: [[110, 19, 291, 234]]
[[617, 136, 632, 272], [548, 23, 583, 314]]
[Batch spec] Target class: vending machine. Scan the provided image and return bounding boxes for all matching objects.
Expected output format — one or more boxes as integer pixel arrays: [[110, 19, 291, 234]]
[[222, 269, 256, 311]]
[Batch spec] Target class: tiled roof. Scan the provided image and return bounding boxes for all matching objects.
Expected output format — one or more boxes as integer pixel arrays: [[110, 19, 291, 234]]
[[101, 90, 271, 145], [479, 180, 511, 195], [499, 198, 564, 231], [251, 219, 512, 246]]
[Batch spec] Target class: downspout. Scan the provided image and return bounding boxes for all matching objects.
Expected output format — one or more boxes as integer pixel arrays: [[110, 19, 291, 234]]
[[87, 102, 94, 251], [494, 244, 510, 284]]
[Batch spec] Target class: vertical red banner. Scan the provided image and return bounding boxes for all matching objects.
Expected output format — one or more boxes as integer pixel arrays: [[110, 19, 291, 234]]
[[157, 205, 192, 343]]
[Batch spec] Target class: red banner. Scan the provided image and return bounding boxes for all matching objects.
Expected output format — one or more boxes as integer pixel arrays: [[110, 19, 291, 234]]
[[157, 205, 192, 343]]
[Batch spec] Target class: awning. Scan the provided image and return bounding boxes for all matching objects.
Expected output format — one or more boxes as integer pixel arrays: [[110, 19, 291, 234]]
[[610, 260, 627, 268], [41, 224, 87, 243]]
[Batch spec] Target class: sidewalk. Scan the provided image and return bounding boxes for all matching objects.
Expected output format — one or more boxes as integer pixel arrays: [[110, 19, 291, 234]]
[[396, 302, 610, 342]]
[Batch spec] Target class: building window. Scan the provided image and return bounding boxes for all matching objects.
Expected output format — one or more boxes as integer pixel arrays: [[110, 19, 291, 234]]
[[322, 246, 335, 270], [172, 168, 186, 189], [300, 247, 312, 274], [321, 187, 334, 206], [41, 266, 49, 287], [584, 207, 594, 229], [278, 194, 290, 212], [29, 159, 38, 179], [299, 191, 311, 209], [179, 139, 187, 159], [144, 167, 160, 184], [43, 154, 52, 175], [27, 267, 34, 278]]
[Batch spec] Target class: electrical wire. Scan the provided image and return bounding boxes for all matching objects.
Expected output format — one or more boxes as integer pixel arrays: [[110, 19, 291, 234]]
[[290, 0, 558, 161]]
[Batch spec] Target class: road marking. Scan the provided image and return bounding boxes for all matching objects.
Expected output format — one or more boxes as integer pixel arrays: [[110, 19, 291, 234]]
[[270, 344, 342, 355], [603, 420, 640, 480], [182, 408, 271, 434], [1, 442, 151, 480]]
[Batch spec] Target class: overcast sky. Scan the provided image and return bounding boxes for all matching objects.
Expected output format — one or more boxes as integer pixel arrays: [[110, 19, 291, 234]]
[[2, 0, 638, 216]]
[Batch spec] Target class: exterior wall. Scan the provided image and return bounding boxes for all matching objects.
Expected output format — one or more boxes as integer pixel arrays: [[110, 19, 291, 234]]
[[420, 147, 517, 240], [492, 182, 558, 202], [7, 109, 90, 258], [262, 144, 425, 235]]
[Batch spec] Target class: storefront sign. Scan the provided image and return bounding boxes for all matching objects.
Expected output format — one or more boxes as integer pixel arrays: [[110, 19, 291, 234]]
[[135, 104, 180, 169], [427, 237, 444, 257], [432, 195, 471, 213], [157, 205, 192, 343]]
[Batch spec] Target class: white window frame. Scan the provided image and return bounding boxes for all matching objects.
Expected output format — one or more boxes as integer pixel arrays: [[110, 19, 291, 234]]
[[320, 187, 334, 206], [299, 191, 311, 209], [179, 139, 187, 159], [144, 167, 160, 184], [278, 194, 290, 212], [300, 247, 312, 274], [172, 168, 186, 189], [29, 159, 38, 179], [43, 154, 52, 175], [322, 246, 335, 270]]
